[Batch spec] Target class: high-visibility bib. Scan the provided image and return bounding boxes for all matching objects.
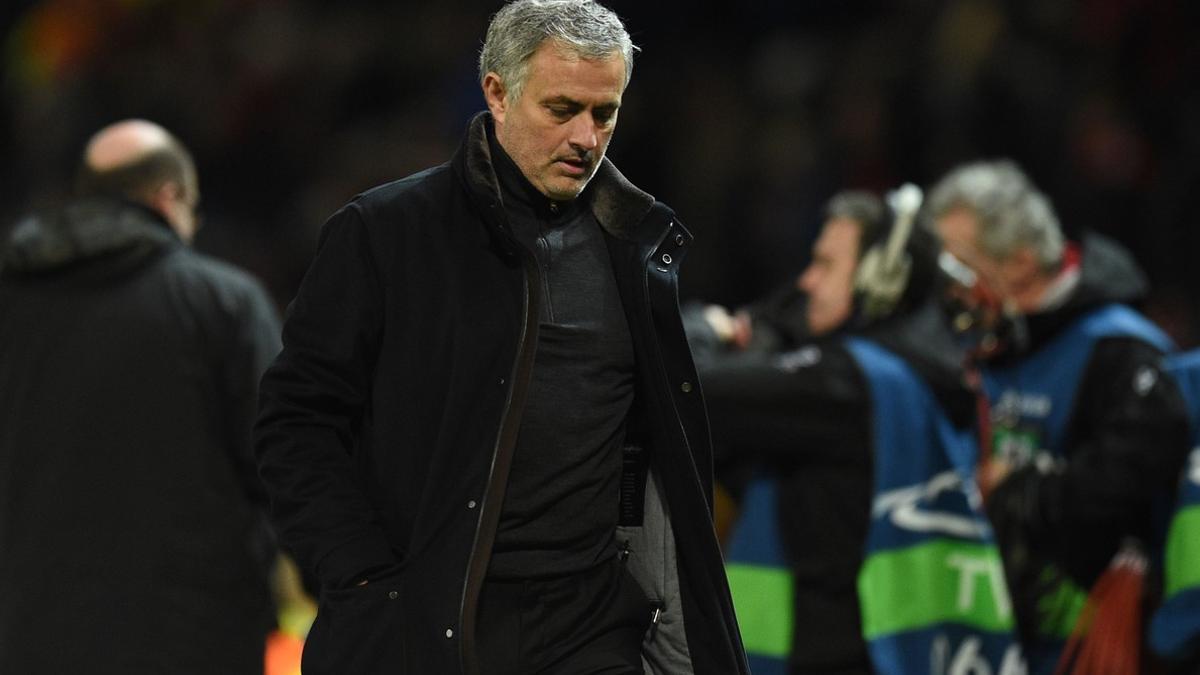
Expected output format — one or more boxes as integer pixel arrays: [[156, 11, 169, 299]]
[[1150, 350, 1200, 662], [980, 303, 1175, 673]]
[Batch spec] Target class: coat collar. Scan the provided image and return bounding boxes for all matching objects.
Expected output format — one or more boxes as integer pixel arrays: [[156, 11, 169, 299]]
[[2, 197, 178, 278], [455, 111, 657, 243]]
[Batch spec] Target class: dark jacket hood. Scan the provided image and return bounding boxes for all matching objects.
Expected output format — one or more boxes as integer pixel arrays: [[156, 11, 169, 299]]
[[455, 111, 658, 245], [1, 198, 178, 281], [1020, 232, 1149, 353], [1061, 231, 1148, 309]]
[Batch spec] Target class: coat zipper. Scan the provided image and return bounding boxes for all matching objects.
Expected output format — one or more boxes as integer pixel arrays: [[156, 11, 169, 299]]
[[457, 235, 541, 675]]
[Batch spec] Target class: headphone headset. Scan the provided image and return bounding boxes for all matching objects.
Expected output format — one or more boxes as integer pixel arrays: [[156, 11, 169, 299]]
[[939, 248, 1031, 359], [854, 183, 923, 321]]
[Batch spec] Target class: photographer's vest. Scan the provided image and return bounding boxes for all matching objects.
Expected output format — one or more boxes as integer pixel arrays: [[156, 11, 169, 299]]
[[723, 477, 792, 675], [979, 303, 1174, 674], [725, 338, 1023, 674], [1149, 350, 1200, 662], [850, 338, 1023, 675]]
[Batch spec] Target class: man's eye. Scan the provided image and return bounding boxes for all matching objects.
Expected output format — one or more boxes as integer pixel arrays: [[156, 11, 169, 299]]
[[547, 107, 572, 119]]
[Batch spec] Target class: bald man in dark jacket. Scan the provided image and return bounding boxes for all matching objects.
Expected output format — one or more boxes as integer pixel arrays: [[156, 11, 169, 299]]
[[0, 120, 282, 675]]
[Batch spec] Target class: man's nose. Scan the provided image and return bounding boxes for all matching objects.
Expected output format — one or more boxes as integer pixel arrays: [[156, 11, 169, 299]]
[[568, 113, 600, 152], [798, 267, 817, 293]]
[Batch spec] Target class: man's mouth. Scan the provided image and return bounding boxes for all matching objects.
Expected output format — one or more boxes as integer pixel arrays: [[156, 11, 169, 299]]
[[555, 158, 589, 176]]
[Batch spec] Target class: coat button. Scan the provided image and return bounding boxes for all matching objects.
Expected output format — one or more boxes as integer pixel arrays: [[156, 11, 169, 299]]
[[445, 628, 454, 639], [498, 377, 506, 385], [661, 253, 673, 265], [467, 500, 477, 509], [388, 590, 398, 600], [680, 381, 693, 393]]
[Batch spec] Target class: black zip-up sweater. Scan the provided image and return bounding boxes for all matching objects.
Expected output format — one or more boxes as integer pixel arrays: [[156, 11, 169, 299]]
[[485, 128, 636, 579]]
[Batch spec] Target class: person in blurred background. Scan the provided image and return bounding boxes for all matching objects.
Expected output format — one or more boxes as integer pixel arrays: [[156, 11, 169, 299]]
[[1149, 350, 1200, 674], [702, 187, 1022, 674], [925, 159, 1190, 674], [252, 1, 748, 674], [683, 265, 811, 366], [0, 119, 282, 674]]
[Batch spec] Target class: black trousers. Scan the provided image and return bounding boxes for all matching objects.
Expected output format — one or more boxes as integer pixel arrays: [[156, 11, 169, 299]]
[[477, 557, 652, 675]]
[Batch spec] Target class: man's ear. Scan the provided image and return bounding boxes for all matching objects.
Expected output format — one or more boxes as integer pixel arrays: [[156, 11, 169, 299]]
[[147, 181, 192, 241], [1007, 246, 1041, 278], [481, 72, 509, 124], [148, 181, 180, 220], [998, 245, 1045, 301]]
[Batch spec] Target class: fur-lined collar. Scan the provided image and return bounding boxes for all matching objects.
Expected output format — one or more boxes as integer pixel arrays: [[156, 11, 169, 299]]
[[456, 111, 656, 243]]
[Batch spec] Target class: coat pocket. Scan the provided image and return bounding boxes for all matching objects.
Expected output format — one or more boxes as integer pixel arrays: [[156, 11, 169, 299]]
[[302, 566, 407, 675]]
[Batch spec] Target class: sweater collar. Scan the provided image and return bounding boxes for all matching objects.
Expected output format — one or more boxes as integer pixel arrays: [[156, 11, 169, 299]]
[[456, 111, 657, 243], [486, 122, 583, 225]]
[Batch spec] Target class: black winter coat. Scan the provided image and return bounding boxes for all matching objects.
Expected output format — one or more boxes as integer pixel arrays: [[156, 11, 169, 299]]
[[0, 199, 282, 674], [254, 113, 749, 675]]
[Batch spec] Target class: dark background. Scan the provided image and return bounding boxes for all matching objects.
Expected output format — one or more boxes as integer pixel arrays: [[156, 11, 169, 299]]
[[3, 0, 1198, 345]]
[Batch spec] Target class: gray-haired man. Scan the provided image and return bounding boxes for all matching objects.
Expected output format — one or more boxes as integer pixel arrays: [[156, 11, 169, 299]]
[[927, 159, 1189, 673], [253, 1, 749, 673]]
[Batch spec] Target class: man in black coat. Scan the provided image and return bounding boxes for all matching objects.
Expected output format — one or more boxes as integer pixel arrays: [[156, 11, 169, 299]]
[[252, 1, 748, 674], [0, 120, 282, 674]]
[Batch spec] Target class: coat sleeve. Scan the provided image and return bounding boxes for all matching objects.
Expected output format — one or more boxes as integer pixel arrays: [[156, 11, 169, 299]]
[[988, 336, 1191, 586], [219, 274, 282, 510], [702, 346, 870, 463], [254, 202, 400, 590], [701, 345, 871, 502]]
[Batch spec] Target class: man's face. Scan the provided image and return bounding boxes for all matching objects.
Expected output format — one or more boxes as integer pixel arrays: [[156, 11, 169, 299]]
[[935, 205, 1042, 313], [485, 41, 625, 201], [799, 217, 862, 336]]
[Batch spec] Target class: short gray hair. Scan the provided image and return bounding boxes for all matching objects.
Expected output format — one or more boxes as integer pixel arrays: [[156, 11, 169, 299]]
[[925, 159, 1064, 270], [479, 0, 637, 101]]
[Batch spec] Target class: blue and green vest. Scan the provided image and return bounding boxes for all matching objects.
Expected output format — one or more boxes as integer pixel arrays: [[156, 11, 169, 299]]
[[979, 303, 1174, 673], [725, 338, 1023, 674], [724, 476, 794, 675], [1149, 350, 1200, 662]]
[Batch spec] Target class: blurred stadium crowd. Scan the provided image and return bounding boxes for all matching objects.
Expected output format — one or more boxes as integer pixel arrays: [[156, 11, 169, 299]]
[[2, 0, 1198, 346], [2, 1, 1200, 674]]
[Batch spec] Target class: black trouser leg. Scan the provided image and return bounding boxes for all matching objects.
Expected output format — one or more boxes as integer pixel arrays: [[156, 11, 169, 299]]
[[477, 557, 651, 675]]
